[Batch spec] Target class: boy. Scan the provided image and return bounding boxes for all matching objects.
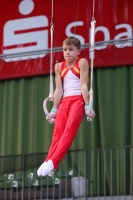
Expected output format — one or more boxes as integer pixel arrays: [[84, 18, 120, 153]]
[[37, 37, 95, 176]]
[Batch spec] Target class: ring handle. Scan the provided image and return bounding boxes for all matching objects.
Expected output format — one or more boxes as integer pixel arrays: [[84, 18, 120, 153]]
[[43, 96, 54, 118]]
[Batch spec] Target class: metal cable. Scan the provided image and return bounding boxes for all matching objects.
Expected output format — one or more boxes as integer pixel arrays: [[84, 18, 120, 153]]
[[0, 37, 133, 60]]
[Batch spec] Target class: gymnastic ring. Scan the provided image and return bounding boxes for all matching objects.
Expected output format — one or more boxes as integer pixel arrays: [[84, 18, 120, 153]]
[[43, 96, 54, 118]]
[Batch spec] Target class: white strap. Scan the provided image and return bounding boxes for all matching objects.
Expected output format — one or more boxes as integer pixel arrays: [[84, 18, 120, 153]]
[[89, 1, 96, 116], [90, 18, 96, 89], [43, 0, 54, 117]]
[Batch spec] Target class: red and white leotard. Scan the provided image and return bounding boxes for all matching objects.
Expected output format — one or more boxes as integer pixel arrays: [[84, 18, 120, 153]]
[[61, 58, 81, 97]]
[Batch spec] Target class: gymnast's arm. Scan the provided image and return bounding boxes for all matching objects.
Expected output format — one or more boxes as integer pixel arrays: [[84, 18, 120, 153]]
[[79, 58, 90, 104], [53, 63, 63, 108]]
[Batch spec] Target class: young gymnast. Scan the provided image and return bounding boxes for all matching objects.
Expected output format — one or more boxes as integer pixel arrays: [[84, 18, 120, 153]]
[[37, 37, 95, 176]]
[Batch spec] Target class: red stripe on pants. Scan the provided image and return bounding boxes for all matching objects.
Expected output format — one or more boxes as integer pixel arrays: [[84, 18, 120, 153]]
[[45, 95, 85, 169]]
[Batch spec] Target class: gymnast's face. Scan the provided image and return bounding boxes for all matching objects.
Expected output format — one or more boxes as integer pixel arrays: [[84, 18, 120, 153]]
[[63, 44, 80, 62]]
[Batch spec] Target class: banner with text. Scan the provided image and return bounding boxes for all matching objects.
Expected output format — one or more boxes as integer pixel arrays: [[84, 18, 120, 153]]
[[0, 0, 133, 79]]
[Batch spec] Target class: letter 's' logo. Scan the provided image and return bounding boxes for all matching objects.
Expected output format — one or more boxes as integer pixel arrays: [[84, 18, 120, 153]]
[[3, 0, 48, 62]]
